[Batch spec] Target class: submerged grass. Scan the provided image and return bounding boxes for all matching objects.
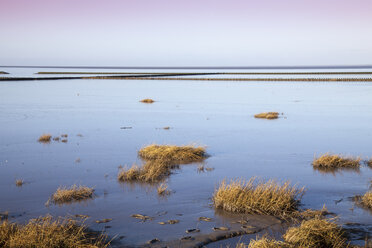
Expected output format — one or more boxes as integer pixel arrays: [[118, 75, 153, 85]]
[[312, 153, 361, 171], [38, 134, 52, 143], [0, 215, 109, 248], [51, 185, 94, 204], [213, 178, 304, 218], [254, 112, 279, 119]]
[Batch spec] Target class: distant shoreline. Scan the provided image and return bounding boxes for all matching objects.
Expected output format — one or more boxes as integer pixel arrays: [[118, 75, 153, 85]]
[[1, 65, 372, 70]]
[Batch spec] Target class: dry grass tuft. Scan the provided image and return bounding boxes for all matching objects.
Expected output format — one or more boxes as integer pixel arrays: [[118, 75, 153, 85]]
[[246, 235, 289, 248], [138, 144, 207, 164], [367, 159, 372, 168], [0, 215, 109, 248], [118, 160, 175, 183], [254, 112, 279, 119], [118, 145, 207, 183], [299, 206, 330, 220], [140, 98, 155, 103], [38, 134, 52, 143], [51, 185, 94, 204], [312, 153, 361, 171], [15, 180, 24, 187], [213, 178, 304, 218], [361, 191, 372, 209], [283, 217, 347, 248], [117, 164, 143, 181], [157, 183, 171, 196]]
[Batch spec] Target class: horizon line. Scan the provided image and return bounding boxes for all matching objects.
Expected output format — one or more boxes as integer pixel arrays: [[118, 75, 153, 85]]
[[1, 65, 372, 70]]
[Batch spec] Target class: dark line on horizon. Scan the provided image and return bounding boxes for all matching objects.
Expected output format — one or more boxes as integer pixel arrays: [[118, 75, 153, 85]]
[[2, 65, 372, 70]]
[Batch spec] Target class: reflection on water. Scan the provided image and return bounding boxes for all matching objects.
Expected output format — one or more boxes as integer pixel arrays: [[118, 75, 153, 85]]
[[0, 67, 371, 246]]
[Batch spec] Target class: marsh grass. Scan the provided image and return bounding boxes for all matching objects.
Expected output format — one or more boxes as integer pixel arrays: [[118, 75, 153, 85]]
[[367, 159, 372, 168], [38, 134, 52, 143], [0, 215, 109, 248], [213, 178, 304, 218], [138, 144, 207, 164], [15, 179, 24, 187], [118, 145, 207, 183], [254, 112, 279, 119], [157, 183, 171, 196], [283, 217, 347, 248], [51, 185, 94, 204], [0, 71, 9, 74], [354, 191, 372, 209], [140, 98, 155, 103], [246, 235, 288, 248], [361, 191, 372, 208], [118, 160, 175, 183], [244, 217, 347, 248], [312, 154, 361, 172]]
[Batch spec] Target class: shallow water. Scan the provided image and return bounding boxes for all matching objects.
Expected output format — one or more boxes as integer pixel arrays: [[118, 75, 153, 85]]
[[0, 67, 371, 246]]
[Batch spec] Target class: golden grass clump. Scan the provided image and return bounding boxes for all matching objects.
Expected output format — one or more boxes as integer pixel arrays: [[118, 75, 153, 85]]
[[312, 153, 361, 170], [140, 98, 155, 103], [117, 165, 142, 181], [38, 134, 52, 143], [51, 185, 94, 204], [0, 215, 109, 248], [367, 159, 372, 168], [118, 145, 207, 183], [138, 144, 207, 164], [254, 112, 279, 119], [118, 160, 174, 183], [213, 178, 304, 218], [283, 217, 347, 248], [15, 180, 24, 187], [246, 236, 289, 248], [157, 183, 170, 195], [361, 191, 372, 209]]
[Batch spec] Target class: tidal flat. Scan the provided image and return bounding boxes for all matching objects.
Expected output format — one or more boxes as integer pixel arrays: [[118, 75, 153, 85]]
[[0, 67, 371, 247]]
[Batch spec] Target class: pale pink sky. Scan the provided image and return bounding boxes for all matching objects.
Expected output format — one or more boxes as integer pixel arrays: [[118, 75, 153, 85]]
[[1, 0, 371, 66]]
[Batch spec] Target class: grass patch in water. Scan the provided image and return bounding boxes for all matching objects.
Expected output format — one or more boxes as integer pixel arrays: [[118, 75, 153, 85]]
[[353, 191, 372, 210], [245, 235, 288, 248], [38, 134, 52, 143], [157, 183, 171, 196], [213, 178, 304, 218], [140, 98, 155, 103], [312, 153, 360, 172], [138, 144, 207, 164], [15, 179, 24, 187], [254, 112, 279, 119], [239, 217, 347, 248], [283, 217, 347, 248], [0, 215, 109, 248], [118, 145, 207, 183], [51, 185, 94, 204]]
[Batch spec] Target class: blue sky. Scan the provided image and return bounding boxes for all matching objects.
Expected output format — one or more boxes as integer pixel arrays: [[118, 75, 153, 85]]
[[1, 0, 371, 66]]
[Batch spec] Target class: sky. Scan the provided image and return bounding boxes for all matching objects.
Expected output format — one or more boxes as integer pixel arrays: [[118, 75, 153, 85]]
[[0, 0, 371, 66]]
